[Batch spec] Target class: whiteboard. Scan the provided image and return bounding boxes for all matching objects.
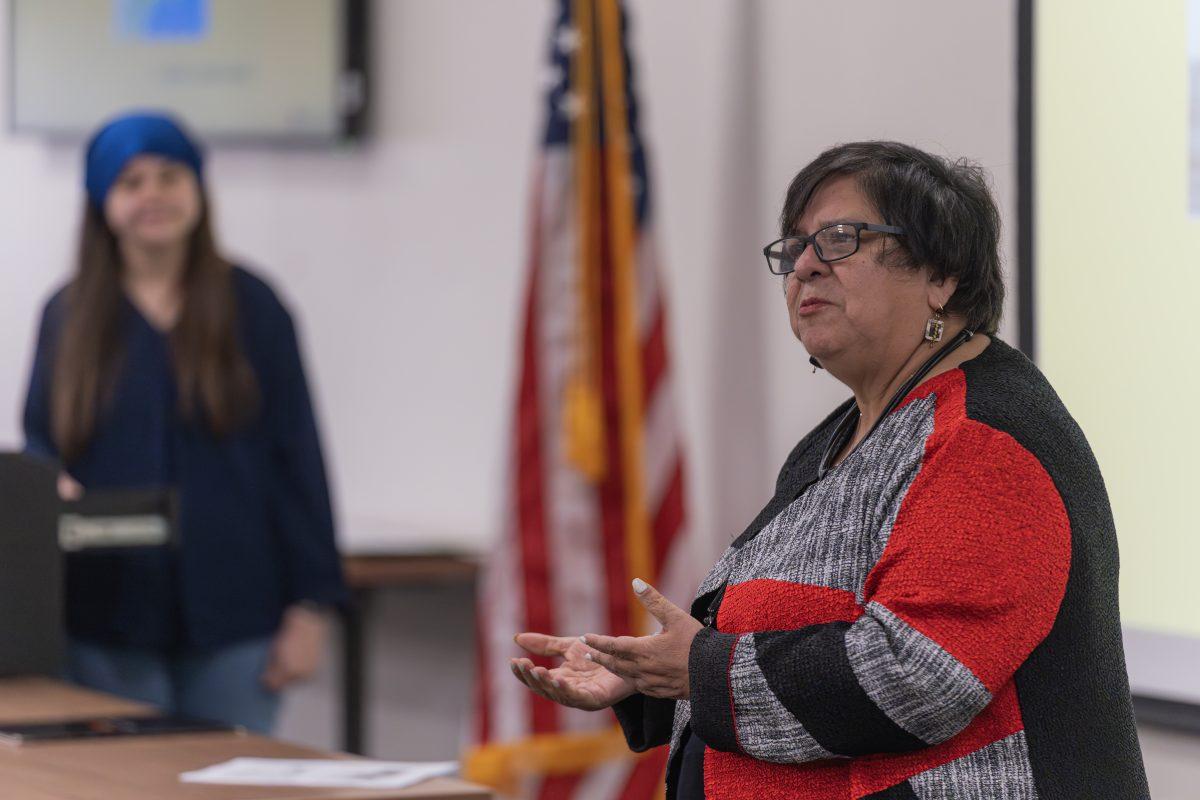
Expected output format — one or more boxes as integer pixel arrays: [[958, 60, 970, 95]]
[[1036, 0, 1200, 702]]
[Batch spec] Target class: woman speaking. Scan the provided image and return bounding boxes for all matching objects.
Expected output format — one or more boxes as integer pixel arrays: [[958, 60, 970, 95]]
[[510, 142, 1149, 798], [22, 112, 346, 734]]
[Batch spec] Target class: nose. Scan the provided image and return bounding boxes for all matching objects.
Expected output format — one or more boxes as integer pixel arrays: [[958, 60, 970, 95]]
[[148, 176, 172, 198], [127, 181, 158, 204], [791, 242, 830, 281]]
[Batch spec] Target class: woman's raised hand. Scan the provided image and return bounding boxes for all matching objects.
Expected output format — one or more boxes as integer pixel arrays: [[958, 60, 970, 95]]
[[510, 632, 636, 711]]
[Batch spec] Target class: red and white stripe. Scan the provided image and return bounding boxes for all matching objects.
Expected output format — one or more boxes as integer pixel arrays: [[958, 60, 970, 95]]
[[473, 144, 693, 798]]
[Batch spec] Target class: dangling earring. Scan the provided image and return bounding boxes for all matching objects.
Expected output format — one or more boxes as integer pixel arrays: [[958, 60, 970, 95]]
[[924, 306, 945, 346]]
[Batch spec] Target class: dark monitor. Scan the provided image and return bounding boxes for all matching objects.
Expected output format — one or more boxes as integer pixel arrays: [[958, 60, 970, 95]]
[[0, 453, 63, 677]]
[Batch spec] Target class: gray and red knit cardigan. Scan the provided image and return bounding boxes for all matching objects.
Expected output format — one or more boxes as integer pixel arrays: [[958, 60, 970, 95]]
[[614, 339, 1149, 799]]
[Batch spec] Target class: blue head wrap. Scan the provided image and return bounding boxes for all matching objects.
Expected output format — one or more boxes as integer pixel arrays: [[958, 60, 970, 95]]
[[84, 112, 205, 207]]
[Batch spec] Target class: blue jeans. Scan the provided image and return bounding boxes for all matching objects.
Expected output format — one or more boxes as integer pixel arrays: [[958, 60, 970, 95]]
[[66, 637, 281, 734]]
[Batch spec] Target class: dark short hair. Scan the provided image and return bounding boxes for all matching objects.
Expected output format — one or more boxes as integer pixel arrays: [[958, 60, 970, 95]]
[[780, 141, 1004, 334]]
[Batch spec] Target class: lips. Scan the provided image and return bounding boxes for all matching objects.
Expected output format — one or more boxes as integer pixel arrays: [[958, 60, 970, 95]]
[[796, 297, 831, 317]]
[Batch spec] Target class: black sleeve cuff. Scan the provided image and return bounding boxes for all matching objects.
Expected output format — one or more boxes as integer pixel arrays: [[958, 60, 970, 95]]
[[687, 627, 741, 753], [611, 694, 676, 752]]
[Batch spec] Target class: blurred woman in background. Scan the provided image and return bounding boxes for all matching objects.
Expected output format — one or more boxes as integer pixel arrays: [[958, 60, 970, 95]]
[[22, 111, 346, 733]]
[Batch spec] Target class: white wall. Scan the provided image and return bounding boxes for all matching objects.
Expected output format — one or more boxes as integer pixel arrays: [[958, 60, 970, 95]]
[[0, 0, 1016, 566]]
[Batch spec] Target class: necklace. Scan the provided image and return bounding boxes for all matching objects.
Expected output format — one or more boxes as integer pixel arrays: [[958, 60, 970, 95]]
[[817, 328, 975, 479]]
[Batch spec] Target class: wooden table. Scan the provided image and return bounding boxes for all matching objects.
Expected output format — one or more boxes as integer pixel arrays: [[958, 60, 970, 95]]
[[339, 554, 479, 755], [0, 678, 491, 800]]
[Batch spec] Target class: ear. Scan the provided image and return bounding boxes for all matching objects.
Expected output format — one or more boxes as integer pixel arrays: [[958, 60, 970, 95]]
[[927, 273, 959, 310]]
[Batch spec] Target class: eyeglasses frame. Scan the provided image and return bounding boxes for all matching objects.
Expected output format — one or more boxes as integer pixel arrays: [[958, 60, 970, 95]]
[[762, 222, 907, 275]]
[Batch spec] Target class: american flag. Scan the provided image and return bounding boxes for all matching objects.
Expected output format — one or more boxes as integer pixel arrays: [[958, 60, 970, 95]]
[[464, 0, 695, 797]]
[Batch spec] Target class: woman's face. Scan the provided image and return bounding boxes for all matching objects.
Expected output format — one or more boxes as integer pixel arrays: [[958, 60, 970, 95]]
[[783, 175, 949, 368], [103, 154, 202, 251]]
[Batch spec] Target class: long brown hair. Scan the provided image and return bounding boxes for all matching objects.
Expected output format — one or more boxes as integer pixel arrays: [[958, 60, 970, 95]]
[[51, 199, 259, 463]]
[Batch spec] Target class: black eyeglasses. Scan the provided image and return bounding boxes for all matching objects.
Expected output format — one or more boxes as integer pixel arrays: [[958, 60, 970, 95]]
[[762, 222, 906, 275]]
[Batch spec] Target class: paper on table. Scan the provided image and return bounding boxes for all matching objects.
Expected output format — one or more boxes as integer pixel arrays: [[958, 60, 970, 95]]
[[179, 757, 459, 789]]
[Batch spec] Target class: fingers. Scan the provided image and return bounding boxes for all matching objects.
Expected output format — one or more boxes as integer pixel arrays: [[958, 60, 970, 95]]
[[57, 473, 83, 501], [581, 647, 635, 679], [576, 648, 677, 699], [630, 578, 684, 627], [513, 632, 571, 657], [509, 658, 540, 692], [579, 635, 640, 679], [509, 657, 567, 705], [509, 633, 574, 704], [508, 658, 541, 693], [260, 657, 289, 692], [581, 633, 640, 661], [509, 657, 559, 691]]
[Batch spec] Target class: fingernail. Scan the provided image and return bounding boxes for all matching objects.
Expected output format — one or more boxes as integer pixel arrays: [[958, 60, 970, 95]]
[[632, 578, 648, 594], [579, 635, 588, 643], [551, 680, 561, 688], [584, 653, 593, 661]]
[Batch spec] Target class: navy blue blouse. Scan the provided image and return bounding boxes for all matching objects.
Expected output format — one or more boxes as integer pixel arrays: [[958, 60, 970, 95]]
[[23, 267, 347, 651]]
